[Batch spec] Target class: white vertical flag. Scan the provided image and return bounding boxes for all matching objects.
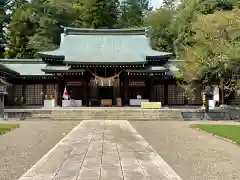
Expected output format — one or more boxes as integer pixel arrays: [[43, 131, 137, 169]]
[[62, 86, 69, 100]]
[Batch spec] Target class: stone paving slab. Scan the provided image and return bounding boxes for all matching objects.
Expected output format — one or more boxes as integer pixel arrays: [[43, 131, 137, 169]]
[[18, 120, 182, 180]]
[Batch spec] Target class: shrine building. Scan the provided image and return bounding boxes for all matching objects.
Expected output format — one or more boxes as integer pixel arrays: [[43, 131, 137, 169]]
[[0, 27, 204, 107]]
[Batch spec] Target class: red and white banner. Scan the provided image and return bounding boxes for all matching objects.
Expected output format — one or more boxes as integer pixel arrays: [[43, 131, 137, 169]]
[[62, 87, 69, 100]]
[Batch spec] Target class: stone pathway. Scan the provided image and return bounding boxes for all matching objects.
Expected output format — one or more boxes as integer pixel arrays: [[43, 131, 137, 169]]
[[18, 120, 181, 180]]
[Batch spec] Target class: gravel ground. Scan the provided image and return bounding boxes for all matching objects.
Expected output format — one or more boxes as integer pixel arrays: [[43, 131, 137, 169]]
[[130, 121, 240, 180], [0, 120, 79, 180]]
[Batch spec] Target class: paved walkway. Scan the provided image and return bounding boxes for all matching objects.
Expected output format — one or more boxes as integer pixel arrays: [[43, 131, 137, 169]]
[[18, 120, 181, 180]]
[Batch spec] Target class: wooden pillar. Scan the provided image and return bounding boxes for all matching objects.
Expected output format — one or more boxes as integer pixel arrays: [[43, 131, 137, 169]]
[[55, 76, 66, 107], [123, 75, 129, 106], [42, 84, 47, 105], [83, 76, 89, 106], [149, 78, 154, 101], [0, 94, 4, 119], [55, 81, 60, 106], [112, 86, 116, 106], [55, 77, 62, 107], [115, 80, 121, 106], [22, 84, 26, 106], [60, 78, 66, 107], [145, 78, 150, 100], [164, 81, 168, 105]]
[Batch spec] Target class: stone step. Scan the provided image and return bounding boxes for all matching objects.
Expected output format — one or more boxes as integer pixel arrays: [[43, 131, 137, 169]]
[[47, 117, 183, 119], [47, 117, 182, 119], [50, 113, 168, 115], [51, 112, 169, 115], [50, 112, 182, 115], [33, 115, 183, 119], [36, 114, 183, 117], [48, 116, 182, 119], [42, 117, 180, 121], [39, 115, 183, 120], [13, 109, 184, 121], [52, 110, 173, 113]]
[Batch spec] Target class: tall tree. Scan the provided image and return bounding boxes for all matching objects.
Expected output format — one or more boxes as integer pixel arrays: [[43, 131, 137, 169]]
[[81, 0, 120, 28], [118, 0, 152, 28], [145, 8, 176, 53], [145, 0, 177, 53], [177, 9, 240, 102], [7, 2, 37, 58], [162, 0, 177, 9], [0, 0, 7, 57], [6, 0, 82, 58], [173, 0, 240, 57], [172, 0, 200, 57]]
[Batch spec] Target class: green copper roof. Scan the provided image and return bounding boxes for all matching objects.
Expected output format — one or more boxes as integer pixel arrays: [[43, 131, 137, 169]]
[[42, 65, 85, 73], [0, 64, 19, 76], [62, 26, 147, 35], [0, 59, 47, 75], [43, 65, 69, 71], [4, 63, 46, 75], [126, 63, 179, 76], [39, 28, 171, 64], [126, 66, 168, 73]]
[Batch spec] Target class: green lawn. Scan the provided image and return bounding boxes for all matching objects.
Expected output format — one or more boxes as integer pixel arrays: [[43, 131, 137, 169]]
[[191, 124, 240, 145], [0, 123, 19, 135]]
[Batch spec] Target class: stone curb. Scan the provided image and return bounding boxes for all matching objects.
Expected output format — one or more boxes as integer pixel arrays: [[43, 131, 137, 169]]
[[18, 121, 83, 180], [127, 121, 183, 180], [196, 128, 237, 145]]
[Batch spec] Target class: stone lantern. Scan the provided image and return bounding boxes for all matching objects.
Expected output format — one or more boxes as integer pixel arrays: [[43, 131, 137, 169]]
[[204, 85, 213, 113]]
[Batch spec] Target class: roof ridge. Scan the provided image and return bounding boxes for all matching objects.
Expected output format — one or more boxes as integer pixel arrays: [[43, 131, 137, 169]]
[[61, 26, 146, 35], [0, 59, 43, 63]]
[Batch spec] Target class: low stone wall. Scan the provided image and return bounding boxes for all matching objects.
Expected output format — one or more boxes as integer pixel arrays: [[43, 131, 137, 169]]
[[225, 106, 240, 120], [182, 109, 231, 121], [4, 109, 52, 120]]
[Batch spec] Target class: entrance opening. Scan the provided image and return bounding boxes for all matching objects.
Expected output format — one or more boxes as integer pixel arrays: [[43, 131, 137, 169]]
[[99, 86, 114, 106], [99, 86, 113, 99], [67, 86, 83, 100], [87, 67, 124, 106]]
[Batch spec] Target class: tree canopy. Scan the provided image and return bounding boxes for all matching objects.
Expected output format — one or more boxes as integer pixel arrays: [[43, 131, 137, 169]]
[[4, 0, 152, 58], [118, 0, 152, 28], [178, 9, 240, 99], [144, 0, 240, 99], [0, 0, 7, 57], [145, 8, 175, 53], [2, 0, 240, 100], [80, 0, 120, 28]]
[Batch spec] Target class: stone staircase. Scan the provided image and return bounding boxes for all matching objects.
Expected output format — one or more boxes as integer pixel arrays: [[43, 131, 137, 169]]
[[47, 108, 184, 121], [5, 108, 184, 121]]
